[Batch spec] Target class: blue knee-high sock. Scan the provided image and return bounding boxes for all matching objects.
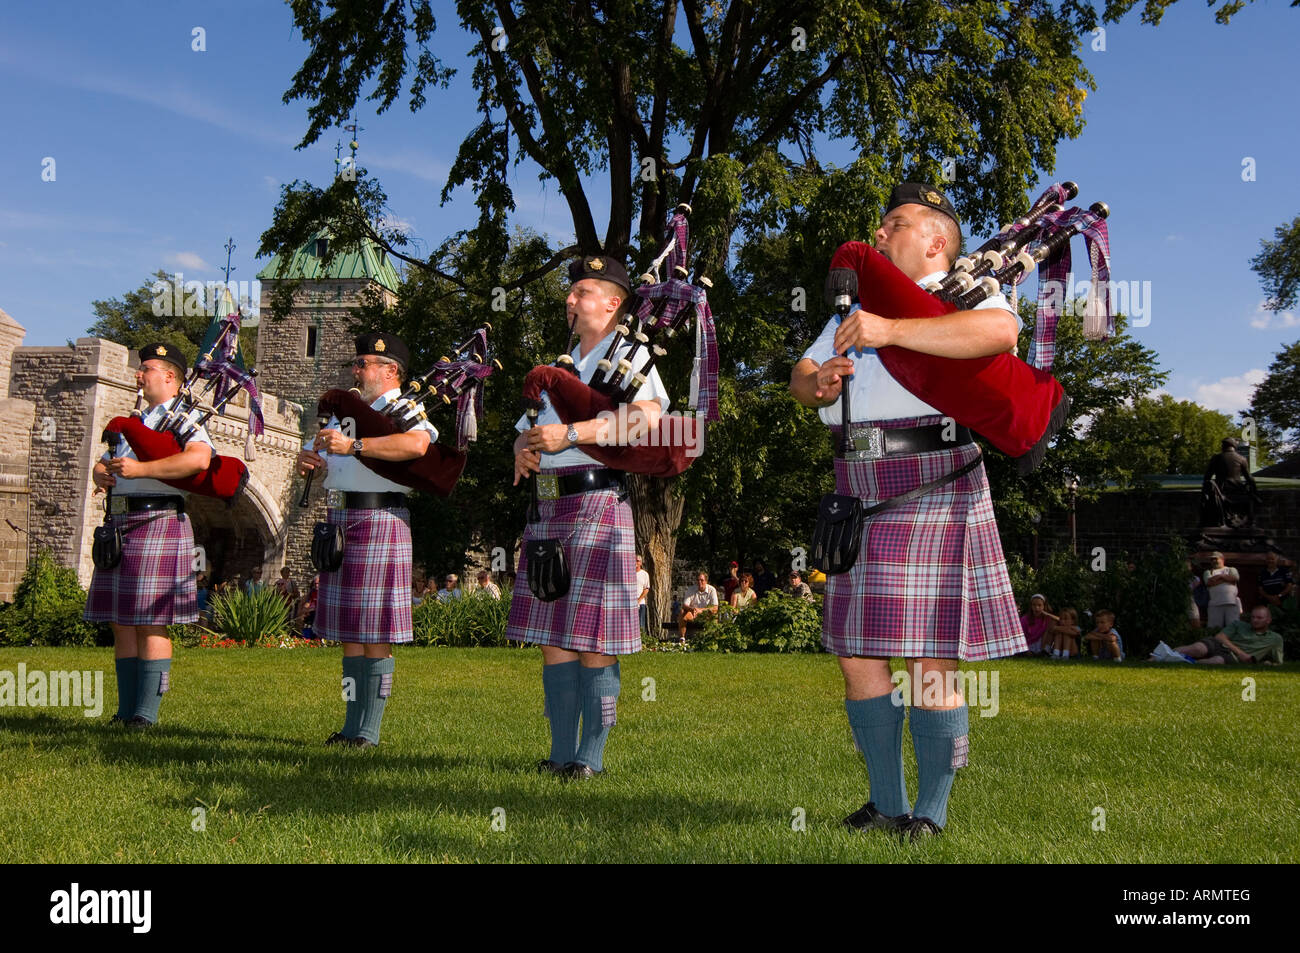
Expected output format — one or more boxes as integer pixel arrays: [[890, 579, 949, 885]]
[[341, 656, 365, 738], [134, 659, 171, 724], [909, 704, 970, 829], [114, 657, 139, 721], [845, 694, 910, 818], [355, 657, 394, 744], [575, 662, 620, 772], [542, 661, 581, 765]]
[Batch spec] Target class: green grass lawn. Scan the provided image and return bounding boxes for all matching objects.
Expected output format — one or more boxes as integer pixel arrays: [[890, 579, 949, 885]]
[[1, 647, 1296, 863]]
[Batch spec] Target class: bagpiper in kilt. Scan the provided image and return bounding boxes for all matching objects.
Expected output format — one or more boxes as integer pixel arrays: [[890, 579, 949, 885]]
[[509, 254, 669, 780], [791, 183, 1026, 841], [85, 342, 211, 728], [296, 332, 435, 749]]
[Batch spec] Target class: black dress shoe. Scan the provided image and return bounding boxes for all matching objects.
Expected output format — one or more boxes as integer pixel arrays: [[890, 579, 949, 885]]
[[842, 801, 911, 832], [125, 716, 154, 729], [324, 732, 352, 746], [108, 714, 125, 725], [536, 759, 564, 775], [561, 761, 599, 780], [898, 816, 943, 842], [348, 737, 377, 749]]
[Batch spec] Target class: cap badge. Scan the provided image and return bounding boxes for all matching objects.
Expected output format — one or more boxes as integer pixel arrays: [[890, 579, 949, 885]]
[[374, 338, 386, 352], [588, 258, 605, 271], [922, 189, 944, 207], [155, 346, 167, 356]]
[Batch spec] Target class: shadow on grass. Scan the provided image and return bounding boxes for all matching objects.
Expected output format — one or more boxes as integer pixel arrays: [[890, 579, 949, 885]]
[[0, 713, 756, 853]]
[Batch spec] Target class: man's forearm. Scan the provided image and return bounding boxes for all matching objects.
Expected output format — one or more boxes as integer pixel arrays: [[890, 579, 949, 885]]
[[362, 430, 431, 461], [883, 308, 1018, 359], [790, 359, 833, 409]]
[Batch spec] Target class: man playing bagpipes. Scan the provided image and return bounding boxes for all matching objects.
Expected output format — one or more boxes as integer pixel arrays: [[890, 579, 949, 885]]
[[508, 255, 671, 780], [295, 332, 437, 749], [791, 183, 1026, 840], [86, 343, 214, 728]]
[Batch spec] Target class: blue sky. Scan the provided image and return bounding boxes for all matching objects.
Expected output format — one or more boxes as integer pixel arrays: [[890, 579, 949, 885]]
[[1, 0, 1297, 419]]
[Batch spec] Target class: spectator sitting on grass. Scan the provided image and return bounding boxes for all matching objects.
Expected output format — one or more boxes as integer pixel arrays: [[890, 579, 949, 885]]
[[1020, 593, 1058, 655], [722, 561, 740, 604], [1083, 609, 1124, 661], [783, 570, 814, 602], [730, 571, 757, 611], [1154, 605, 1284, 665], [1046, 607, 1081, 658], [677, 571, 719, 643]]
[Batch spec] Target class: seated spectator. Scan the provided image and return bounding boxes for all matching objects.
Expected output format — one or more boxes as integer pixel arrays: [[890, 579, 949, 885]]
[[1083, 609, 1124, 661], [730, 572, 757, 611], [195, 573, 210, 622], [299, 575, 320, 638], [1020, 593, 1058, 655], [677, 571, 719, 643], [722, 561, 740, 604], [273, 566, 301, 614], [244, 566, 267, 596], [752, 560, 777, 599], [476, 569, 502, 599], [1202, 552, 1240, 628], [1258, 551, 1295, 617], [436, 574, 463, 602], [1154, 605, 1283, 665], [783, 570, 814, 601], [1046, 608, 1081, 658]]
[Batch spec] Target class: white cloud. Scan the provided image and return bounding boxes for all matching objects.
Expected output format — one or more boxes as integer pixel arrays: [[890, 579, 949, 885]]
[[263, 176, 280, 191], [364, 149, 447, 183], [1248, 299, 1298, 330], [1190, 369, 1267, 416], [377, 215, 416, 235], [164, 251, 213, 271]]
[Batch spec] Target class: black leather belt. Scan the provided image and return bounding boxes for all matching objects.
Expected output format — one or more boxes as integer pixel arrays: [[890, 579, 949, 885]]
[[535, 468, 624, 501], [832, 422, 974, 460], [112, 495, 185, 515], [338, 491, 409, 509]]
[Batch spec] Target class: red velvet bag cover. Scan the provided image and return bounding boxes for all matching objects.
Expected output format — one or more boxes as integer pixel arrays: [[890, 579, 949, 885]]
[[829, 241, 1065, 459], [102, 416, 250, 501]]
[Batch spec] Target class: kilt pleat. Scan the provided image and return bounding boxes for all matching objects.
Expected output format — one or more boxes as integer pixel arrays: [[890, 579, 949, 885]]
[[822, 417, 1025, 661], [507, 468, 640, 655], [84, 509, 197, 625], [316, 506, 413, 644]]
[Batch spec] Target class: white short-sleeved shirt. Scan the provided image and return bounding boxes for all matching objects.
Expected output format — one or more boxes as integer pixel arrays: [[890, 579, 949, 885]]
[[515, 329, 671, 470], [105, 396, 214, 497], [800, 270, 1018, 425], [310, 388, 438, 494], [684, 585, 719, 610], [636, 569, 651, 605]]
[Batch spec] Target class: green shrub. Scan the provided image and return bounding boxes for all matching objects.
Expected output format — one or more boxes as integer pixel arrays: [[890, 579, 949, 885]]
[[691, 594, 823, 653], [0, 549, 102, 647], [412, 589, 513, 647], [209, 587, 291, 641]]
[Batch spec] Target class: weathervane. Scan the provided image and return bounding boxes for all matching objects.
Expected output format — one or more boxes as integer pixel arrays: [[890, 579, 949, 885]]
[[222, 237, 237, 284]]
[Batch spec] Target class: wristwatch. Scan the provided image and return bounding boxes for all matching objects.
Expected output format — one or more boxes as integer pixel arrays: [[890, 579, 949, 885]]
[[352, 438, 364, 458], [566, 425, 579, 447]]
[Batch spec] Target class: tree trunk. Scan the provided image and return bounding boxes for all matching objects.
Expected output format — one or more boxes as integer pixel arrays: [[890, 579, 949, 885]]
[[627, 473, 684, 638]]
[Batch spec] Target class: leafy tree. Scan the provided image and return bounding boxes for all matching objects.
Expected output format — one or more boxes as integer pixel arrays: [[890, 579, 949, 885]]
[[1249, 214, 1300, 313], [265, 0, 1274, 622], [87, 271, 211, 363], [1087, 393, 1234, 478], [1248, 340, 1300, 453]]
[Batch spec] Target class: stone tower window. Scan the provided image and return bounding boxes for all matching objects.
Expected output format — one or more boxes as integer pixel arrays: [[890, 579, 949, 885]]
[[305, 325, 317, 358]]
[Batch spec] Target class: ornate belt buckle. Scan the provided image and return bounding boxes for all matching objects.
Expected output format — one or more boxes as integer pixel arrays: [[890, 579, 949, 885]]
[[326, 489, 345, 509], [849, 425, 885, 460], [536, 473, 560, 501], [109, 496, 127, 515]]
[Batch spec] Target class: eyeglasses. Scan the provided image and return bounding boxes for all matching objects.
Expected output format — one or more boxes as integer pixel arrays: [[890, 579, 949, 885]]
[[350, 358, 388, 369]]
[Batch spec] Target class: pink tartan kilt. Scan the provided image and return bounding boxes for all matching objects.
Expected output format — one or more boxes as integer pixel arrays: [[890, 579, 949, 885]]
[[821, 418, 1025, 661], [507, 470, 640, 656], [84, 508, 197, 626], [316, 506, 413, 644]]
